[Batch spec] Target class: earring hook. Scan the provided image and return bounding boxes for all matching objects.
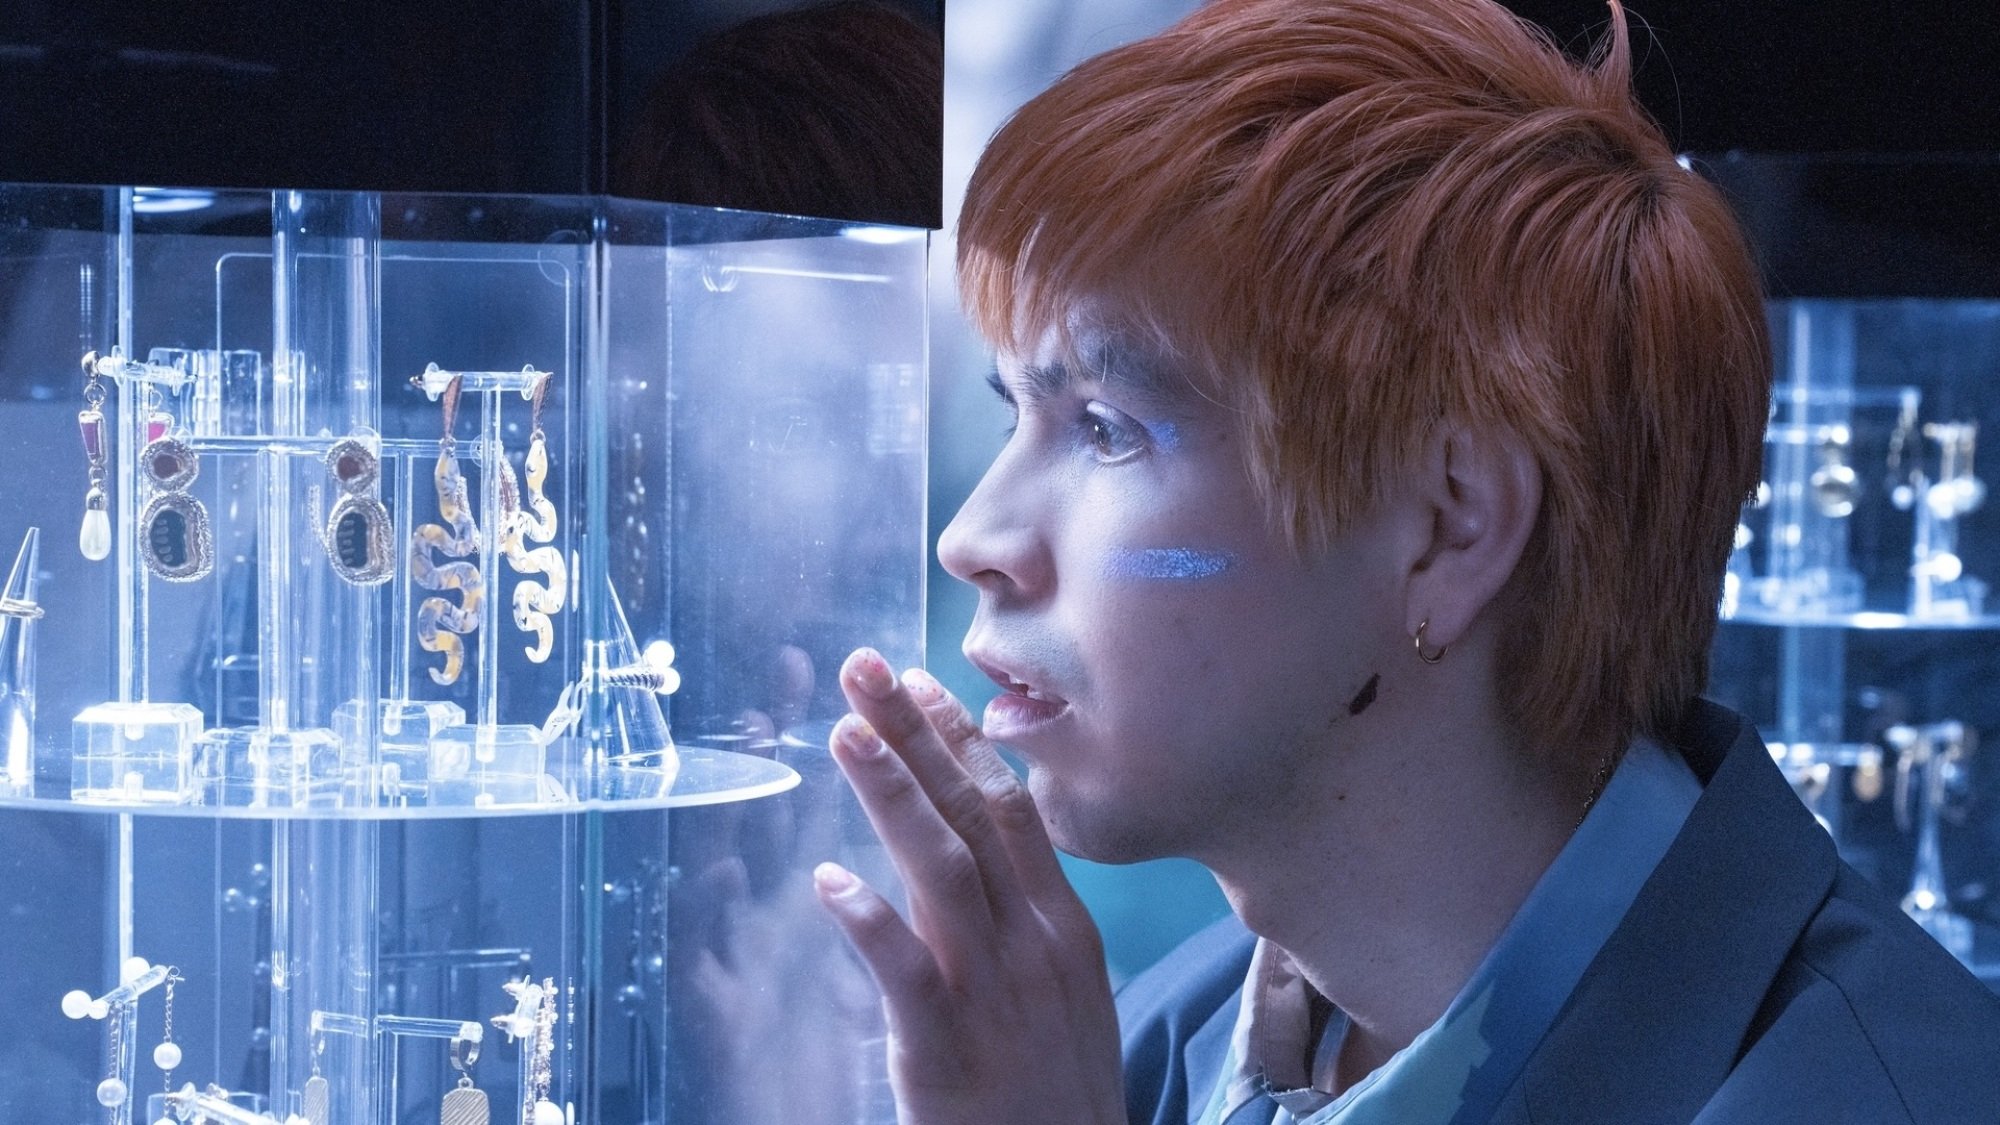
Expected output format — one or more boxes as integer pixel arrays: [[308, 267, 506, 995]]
[[439, 374, 464, 439], [528, 370, 551, 437]]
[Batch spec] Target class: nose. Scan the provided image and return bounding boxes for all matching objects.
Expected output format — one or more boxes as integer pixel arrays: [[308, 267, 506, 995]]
[[937, 453, 1054, 599]]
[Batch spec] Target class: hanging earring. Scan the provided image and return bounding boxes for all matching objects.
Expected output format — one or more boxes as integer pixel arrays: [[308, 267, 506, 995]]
[[527, 977, 561, 1125], [411, 375, 483, 685], [137, 390, 213, 583], [151, 968, 183, 1093], [324, 434, 394, 586], [301, 1029, 330, 1125], [440, 1033, 490, 1125], [77, 352, 112, 561], [97, 1000, 128, 1109], [500, 372, 567, 663]]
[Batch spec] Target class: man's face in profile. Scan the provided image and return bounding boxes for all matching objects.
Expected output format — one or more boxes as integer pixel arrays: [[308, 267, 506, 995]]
[[937, 316, 1411, 869]]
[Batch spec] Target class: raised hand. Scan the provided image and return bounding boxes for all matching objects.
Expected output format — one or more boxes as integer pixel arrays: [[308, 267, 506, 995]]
[[815, 648, 1125, 1125]]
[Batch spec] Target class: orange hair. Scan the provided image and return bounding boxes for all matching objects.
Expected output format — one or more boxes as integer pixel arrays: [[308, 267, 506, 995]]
[[957, 0, 1770, 764]]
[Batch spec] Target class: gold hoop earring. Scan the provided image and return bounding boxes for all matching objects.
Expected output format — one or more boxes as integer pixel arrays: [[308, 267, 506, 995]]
[[1414, 619, 1448, 665]]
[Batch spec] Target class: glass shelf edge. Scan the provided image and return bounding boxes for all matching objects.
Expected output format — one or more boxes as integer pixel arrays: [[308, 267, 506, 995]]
[[1720, 609, 2000, 631], [0, 747, 801, 821]]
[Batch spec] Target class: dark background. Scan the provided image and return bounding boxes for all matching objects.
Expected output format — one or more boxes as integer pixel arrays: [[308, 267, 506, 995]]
[[0, 0, 945, 226], [1504, 0, 2000, 298], [1, 0, 1995, 274]]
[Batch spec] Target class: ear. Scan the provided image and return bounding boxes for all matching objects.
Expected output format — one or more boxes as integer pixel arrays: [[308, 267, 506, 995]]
[[1402, 424, 1541, 650]]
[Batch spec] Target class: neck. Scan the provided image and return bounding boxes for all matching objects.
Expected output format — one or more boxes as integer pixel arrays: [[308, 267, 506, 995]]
[[1202, 663, 1592, 1071]]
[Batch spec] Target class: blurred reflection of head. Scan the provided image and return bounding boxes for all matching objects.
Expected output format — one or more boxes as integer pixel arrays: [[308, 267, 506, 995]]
[[613, 1, 943, 229]]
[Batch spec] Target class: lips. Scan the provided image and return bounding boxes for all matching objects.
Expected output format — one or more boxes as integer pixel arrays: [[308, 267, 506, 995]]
[[965, 649, 1072, 743]]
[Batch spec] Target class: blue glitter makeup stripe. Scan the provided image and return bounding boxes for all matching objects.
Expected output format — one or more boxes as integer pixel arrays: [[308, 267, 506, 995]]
[[1106, 547, 1237, 581]]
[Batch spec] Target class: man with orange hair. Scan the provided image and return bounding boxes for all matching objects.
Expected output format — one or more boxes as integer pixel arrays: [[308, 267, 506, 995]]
[[812, 1, 2000, 1121]]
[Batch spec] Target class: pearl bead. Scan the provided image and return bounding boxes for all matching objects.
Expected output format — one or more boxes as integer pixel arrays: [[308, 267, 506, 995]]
[[96, 1077, 127, 1107], [79, 508, 111, 561], [533, 1099, 563, 1125], [60, 990, 92, 1020], [153, 1041, 182, 1070]]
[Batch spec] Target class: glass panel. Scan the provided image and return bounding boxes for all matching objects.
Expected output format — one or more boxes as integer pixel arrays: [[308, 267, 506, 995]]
[[0, 184, 925, 1122], [1712, 297, 2000, 977]]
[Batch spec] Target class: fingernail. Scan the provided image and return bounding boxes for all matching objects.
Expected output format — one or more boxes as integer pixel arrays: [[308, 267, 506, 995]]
[[836, 714, 884, 758], [850, 649, 895, 699], [901, 667, 944, 704], [814, 862, 859, 896]]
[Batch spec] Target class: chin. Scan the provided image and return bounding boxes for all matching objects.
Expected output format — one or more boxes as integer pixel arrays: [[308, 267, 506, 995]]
[[1029, 767, 1180, 866]]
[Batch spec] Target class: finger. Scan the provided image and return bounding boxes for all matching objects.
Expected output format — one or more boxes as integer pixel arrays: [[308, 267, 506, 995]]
[[829, 711, 1006, 962], [813, 862, 948, 1035], [840, 649, 1031, 926], [900, 667, 1093, 925], [683, 856, 750, 960]]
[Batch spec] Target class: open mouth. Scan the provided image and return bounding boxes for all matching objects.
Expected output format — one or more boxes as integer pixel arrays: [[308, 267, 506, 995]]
[[996, 671, 1063, 704], [968, 652, 1072, 742]]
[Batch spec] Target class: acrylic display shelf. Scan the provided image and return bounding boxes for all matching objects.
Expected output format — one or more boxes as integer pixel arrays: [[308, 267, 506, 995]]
[[1723, 607, 2000, 630], [0, 744, 800, 820]]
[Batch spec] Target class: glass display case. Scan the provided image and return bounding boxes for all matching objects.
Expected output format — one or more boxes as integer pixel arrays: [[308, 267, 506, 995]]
[[0, 184, 926, 1122], [1713, 297, 2000, 978]]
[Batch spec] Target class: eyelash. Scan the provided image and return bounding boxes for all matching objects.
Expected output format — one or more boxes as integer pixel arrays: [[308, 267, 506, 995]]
[[988, 373, 1152, 464]]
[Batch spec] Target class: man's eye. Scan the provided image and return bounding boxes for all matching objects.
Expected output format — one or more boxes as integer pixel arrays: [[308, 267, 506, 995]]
[[987, 368, 1019, 439], [1084, 402, 1148, 463]]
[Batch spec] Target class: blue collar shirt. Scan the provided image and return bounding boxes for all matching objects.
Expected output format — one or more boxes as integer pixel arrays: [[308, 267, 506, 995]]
[[1196, 738, 1704, 1125]]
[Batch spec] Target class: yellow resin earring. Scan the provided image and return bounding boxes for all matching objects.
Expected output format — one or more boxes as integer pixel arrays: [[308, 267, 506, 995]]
[[499, 371, 566, 663], [411, 375, 484, 685]]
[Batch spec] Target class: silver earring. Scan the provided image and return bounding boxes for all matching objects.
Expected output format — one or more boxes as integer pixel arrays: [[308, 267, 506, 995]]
[[138, 421, 213, 583], [325, 435, 394, 585], [1414, 619, 1448, 665], [302, 1029, 331, 1125], [440, 1034, 490, 1125]]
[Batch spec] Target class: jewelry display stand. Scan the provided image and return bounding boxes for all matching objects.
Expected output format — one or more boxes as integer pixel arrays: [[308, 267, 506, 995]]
[[2, 527, 42, 794], [0, 185, 925, 1122], [1716, 298, 1998, 978]]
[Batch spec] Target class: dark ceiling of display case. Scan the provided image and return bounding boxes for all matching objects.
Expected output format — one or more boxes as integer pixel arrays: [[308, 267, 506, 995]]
[[0, 0, 943, 229]]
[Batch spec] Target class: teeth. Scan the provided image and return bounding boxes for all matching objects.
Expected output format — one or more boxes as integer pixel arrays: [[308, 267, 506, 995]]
[[1025, 689, 1055, 703]]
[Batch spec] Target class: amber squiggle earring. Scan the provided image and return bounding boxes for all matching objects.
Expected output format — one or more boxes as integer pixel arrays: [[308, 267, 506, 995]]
[[499, 372, 566, 662], [411, 375, 483, 685]]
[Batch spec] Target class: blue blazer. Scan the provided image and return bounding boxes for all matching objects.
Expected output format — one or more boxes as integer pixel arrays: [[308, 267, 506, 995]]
[[1118, 699, 2000, 1124]]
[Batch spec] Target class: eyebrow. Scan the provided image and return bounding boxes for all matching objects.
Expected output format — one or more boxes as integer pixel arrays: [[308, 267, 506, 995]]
[[992, 346, 1185, 407]]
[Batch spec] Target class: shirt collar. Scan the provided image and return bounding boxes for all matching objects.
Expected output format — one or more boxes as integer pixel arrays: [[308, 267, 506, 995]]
[[1204, 738, 1703, 1125]]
